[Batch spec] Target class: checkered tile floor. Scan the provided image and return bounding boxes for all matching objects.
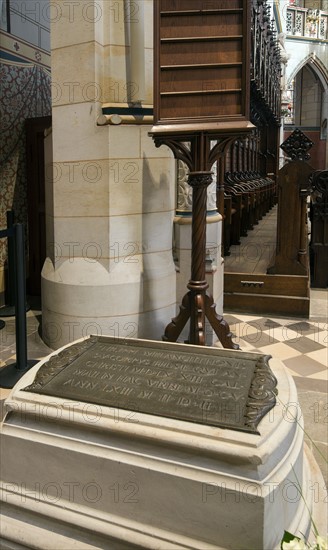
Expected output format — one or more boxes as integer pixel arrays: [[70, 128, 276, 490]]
[[224, 313, 327, 390], [1, 309, 327, 386], [222, 311, 327, 484]]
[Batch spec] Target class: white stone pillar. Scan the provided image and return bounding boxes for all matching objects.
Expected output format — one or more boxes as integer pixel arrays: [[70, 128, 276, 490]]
[[42, 0, 176, 349]]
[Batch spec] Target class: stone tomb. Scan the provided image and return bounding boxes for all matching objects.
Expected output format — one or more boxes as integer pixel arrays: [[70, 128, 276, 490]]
[[0, 337, 326, 549]]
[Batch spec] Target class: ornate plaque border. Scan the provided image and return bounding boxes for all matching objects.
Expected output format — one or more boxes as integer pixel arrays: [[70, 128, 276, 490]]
[[24, 337, 278, 434]]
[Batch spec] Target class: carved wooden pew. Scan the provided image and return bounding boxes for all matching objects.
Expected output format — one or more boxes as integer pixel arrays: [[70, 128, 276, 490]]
[[223, 179, 245, 246], [222, 193, 237, 256], [226, 172, 260, 232], [226, 172, 253, 231], [222, 169, 276, 255]]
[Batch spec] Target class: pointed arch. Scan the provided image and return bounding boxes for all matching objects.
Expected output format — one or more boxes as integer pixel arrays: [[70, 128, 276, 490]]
[[288, 54, 328, 92]]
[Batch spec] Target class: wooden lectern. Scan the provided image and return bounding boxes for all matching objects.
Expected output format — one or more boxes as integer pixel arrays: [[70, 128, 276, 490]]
[[149, 0, 255, 346]]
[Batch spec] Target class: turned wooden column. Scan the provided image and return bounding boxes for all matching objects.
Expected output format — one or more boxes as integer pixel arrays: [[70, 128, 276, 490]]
[[187, 171, 212, 345]]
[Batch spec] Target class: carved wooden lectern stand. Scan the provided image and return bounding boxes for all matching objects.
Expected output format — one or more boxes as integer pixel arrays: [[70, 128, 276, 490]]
[[151, 129, 253, 347], [149, 0, 255, 347]]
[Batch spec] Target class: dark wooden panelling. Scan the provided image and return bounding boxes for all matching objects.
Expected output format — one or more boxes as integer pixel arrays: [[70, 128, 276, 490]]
[[160, 66, 242, 94], [160, 13, 243, 38], [160, 92, 242, 119], [160, 40, 243, 66]]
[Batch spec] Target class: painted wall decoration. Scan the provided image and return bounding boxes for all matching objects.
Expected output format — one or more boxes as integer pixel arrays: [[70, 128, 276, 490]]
[[0, 31, 51, 269]]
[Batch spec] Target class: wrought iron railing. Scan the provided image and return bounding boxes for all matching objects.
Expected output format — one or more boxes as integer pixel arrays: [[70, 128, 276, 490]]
[[286, 6, 328, 40]]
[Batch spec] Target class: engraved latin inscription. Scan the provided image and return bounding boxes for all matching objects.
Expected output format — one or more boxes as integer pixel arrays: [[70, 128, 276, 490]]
[[24, 339, 264, 431], [60, 342, 251, 417]]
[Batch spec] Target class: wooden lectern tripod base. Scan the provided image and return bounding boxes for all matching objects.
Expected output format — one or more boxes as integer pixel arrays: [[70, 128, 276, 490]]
[[163, 289, 239, 349]]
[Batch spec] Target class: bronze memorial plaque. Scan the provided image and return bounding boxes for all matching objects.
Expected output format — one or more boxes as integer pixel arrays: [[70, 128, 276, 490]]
[[23, 336, 277, 434]]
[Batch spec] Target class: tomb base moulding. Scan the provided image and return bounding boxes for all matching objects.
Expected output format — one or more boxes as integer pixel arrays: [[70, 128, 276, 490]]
[[0, 336, 326, 550]]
